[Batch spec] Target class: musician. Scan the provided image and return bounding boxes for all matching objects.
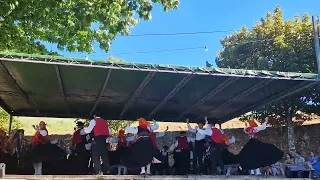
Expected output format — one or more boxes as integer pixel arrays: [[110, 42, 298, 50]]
[[196, 120, 227, 175], [169, 131, 194, 175], [83, 114, 112, 175]]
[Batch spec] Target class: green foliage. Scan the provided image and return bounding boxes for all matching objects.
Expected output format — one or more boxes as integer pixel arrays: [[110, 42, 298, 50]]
[[216, 6, 317, 73], [0, 107, 22, 132], [106, 56, 125, 63], [216, 6, 320, 126], [0, 0, 179, 54]]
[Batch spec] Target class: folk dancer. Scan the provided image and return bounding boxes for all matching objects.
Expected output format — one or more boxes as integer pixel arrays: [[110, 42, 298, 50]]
[[83, 114, 112, 175], [150, 130, 167, 174], [186, 117, 207, 174], [237, 117, 283, 175], [70, 121, 91, 174], [30, 121, 65, 175], [196, 120, 228, 175], [169, 131, 194, 175], [125, 118, 159, 175], [243, 118, 268, 175]]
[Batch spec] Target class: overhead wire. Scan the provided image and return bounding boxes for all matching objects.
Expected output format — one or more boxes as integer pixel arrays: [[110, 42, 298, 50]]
[[110, 38, 275, 56], [118, 29, 238, 37], [112, 46, 206, 56]]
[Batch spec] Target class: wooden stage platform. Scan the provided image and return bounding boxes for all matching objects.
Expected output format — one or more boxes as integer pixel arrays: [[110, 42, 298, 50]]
[[0, 175, 311, 180]]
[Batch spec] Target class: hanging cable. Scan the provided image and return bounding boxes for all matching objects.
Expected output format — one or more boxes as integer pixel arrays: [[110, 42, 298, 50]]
[[112, 46, 207, 56], [119, 29, 241, 37]]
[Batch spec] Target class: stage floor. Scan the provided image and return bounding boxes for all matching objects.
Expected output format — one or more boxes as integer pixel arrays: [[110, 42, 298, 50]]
[[1, 175, 309, 180]]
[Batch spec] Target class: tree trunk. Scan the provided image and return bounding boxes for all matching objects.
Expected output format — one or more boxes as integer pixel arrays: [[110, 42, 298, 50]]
[[287, 108, 296, 154]]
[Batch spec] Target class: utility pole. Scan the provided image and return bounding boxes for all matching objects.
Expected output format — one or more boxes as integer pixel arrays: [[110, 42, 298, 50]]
[[312, 15, 320, 74]]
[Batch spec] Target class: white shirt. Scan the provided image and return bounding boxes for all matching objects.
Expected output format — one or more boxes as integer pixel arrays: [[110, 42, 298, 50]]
[[125, 122, 159, 134], [187, 123, 206, 141], [243, 120, 268, 134], [83, 118, 112, 134], [38, 130, 48, 136], [169, 136, 195, 152]]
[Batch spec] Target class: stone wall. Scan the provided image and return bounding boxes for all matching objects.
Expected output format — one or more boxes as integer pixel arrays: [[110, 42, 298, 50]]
[[156, 124, 320, 157], [25, 124, 320, 157]]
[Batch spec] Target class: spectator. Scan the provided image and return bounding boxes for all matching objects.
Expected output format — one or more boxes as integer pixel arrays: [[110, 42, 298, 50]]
[[271, 162, 282, 176], [294, 152, 305, 165], [281, 153, 294, 175], [306, 152, 318, 169]]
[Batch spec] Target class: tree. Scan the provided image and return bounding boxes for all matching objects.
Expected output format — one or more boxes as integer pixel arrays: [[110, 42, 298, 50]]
[[216, 5, 320, 153], [1, 0, 179, 54], [0, 107, 22, 133]]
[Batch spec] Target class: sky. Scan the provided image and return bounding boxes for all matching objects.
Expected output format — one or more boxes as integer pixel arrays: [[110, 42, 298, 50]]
[[48, 0, 319, 67]]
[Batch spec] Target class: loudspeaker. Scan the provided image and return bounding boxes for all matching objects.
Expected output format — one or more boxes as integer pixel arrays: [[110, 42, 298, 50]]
[[285, 165, 312, 178]]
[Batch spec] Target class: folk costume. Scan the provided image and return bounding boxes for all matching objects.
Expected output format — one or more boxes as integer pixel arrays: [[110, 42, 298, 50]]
[[197, 124, 228, 175], [187, 120, 207, 174], [169, 132, 194, 175], [124, 118, 160, 175], [28, 121, 65, 175], [83, 115, 112, 175], [69, 122, 91, 174], [237, 118, 284, 174]]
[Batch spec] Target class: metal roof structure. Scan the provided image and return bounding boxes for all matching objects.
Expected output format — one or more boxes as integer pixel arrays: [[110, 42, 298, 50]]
[[0, 52, 319, 123]]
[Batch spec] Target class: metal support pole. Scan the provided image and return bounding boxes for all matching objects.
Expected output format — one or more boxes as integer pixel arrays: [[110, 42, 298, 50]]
[[8, 115, 13, 134], [312, 15, 320, 74]]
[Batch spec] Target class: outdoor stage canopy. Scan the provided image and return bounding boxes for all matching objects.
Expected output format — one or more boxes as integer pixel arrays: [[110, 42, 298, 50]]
[[0, 52, 319, 123]]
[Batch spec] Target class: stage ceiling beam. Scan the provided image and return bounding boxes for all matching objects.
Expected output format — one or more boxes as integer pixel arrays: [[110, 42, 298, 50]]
[[175, 77, 238, 121], [119, 71, 156, 119], [148, 74, 194, 120], [197, 78, 273, 121], [90, 69, 112, 116], [54, 65, 70, 116], [220, 80, 319, 122]]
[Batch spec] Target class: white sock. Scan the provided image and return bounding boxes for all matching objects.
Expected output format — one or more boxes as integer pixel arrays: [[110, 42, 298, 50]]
[[146, 164, 151, 174], [256, 168, 261, 175], [38, 162, 42, 175], [141, 166, 146, 174], [33, 163, 38, 175], [250, 169, 255, 175]]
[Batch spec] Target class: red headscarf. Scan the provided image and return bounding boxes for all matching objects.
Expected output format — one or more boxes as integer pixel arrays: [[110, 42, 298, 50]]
[[245, 120, 259, 136], [138, 117, 151, 131]]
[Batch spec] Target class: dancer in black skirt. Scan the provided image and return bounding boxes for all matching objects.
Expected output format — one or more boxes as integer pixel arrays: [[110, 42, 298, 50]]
[[124, 118, 160, 175], [237, 117, 284, 175], [29, 121, 65, 175]]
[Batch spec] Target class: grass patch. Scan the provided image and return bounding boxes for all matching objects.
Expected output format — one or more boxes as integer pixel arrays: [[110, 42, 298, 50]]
[[17, 117, 76, 135]]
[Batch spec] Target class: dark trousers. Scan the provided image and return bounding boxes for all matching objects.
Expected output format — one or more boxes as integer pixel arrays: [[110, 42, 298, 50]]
[[91, 136, 110, 174], [194, 140, 205, 174], [209, 142, 224, 175], [176, 149, 190, 175]]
